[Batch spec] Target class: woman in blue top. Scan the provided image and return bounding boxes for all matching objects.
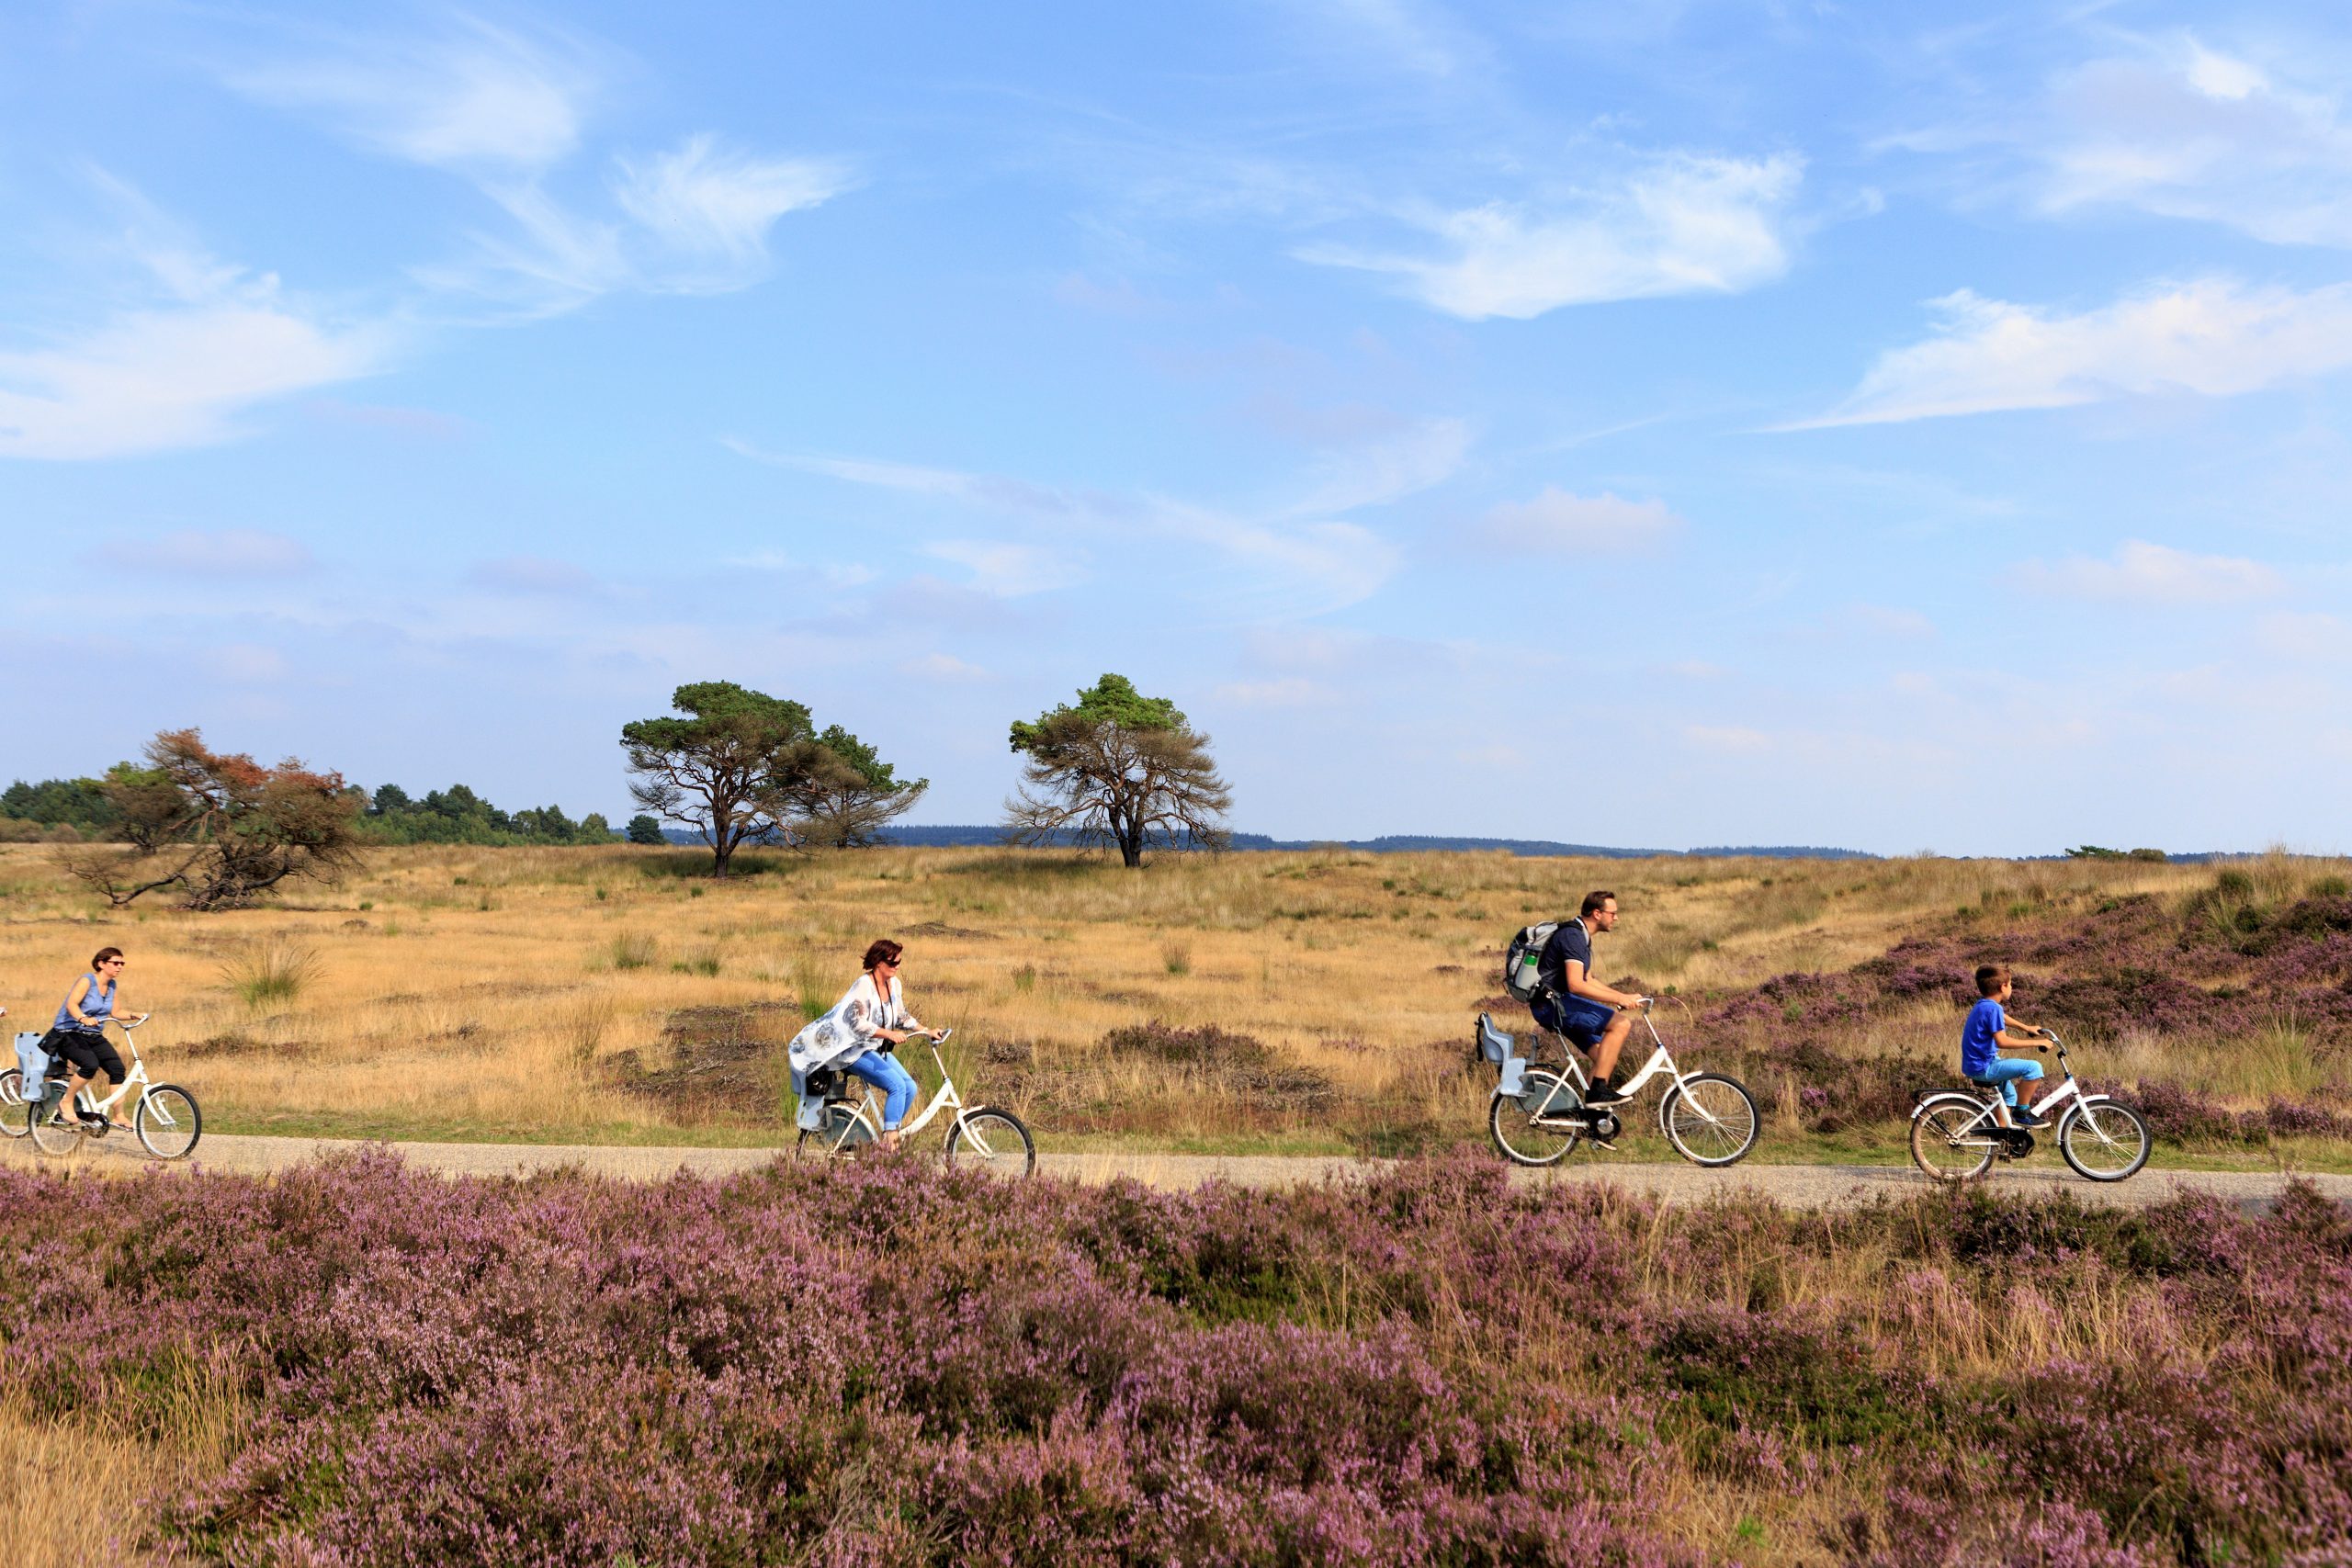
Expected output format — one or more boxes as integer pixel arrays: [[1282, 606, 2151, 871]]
[[1962, 964, 2050, 1129], [43, 946, 145, 1129]]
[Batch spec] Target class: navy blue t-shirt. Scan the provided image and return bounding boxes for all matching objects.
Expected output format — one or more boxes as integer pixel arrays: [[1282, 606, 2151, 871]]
[[1535, 919, 1594, 999]]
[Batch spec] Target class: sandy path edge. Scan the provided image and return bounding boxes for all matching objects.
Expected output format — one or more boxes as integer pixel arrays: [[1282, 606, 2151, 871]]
[[6, 1132, 2344, 1211]]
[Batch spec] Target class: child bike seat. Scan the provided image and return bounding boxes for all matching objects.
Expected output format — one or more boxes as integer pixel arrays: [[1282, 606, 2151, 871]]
[[1475, 1013, 1520, 1067]]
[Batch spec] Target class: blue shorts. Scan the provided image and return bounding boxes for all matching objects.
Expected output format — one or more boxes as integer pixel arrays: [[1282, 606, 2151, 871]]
[[1532, 993, 1617, 1049], [1969, 1057, 2044, 1106]]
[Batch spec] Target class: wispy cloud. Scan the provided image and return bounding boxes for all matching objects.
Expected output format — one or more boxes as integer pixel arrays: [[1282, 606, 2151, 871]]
[[0, 203, 389, 461], [1285, 417, 1472, 517], [725, 434, 1413, 615], [1299, 152, 1803, 320], [2030, 33, 2352, 249], [220, 15, 846, 314], [222, 16, 596, 175], [924, 540, 1086, 597], [1479, 487, 1683, 551], [2021, 540, 2283, 605], [1788, 278, 2352, 428], [614, 136, 854, 277]]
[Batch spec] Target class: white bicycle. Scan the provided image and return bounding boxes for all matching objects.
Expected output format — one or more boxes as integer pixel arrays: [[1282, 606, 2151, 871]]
[[6, 1015, 203, 1160], [796, 1029, 1035, 1177], [1483, 1005, 1758, 1168], [1909, 1028, 2149, 1183]]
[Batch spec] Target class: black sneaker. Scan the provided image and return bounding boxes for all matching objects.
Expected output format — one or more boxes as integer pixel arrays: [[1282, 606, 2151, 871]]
[[1581, 1083, 1629, 1107], [2011, 1107, 2044, 1128]]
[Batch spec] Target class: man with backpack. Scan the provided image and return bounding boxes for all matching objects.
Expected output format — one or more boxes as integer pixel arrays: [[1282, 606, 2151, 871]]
[[1530, 891, 1650, 1110]]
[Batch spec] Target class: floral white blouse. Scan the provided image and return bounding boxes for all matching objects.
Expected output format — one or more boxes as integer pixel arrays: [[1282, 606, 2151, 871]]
[[787, 971, 922, 1078]]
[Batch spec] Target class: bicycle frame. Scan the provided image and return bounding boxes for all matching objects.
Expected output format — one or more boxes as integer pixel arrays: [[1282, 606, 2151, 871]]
[[53, 1020, 184, 1134], [809, 1029, 1014, 1157], [1517, 1008, 1730, 1132]]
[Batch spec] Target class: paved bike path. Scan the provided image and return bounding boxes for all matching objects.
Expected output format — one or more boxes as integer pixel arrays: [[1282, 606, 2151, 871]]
[[11, 1133, 2346, 1212]]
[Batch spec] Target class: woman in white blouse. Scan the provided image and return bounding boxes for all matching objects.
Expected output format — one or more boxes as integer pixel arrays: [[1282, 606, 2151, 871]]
[[788, 938, 941, 1149]]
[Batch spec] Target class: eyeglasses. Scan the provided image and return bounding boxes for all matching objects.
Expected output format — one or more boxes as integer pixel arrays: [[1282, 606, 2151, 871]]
[[102, 960, 127, 968]]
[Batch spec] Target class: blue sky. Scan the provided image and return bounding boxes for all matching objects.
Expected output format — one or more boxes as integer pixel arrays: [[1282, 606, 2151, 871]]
[[6, 1, 2351, 855]]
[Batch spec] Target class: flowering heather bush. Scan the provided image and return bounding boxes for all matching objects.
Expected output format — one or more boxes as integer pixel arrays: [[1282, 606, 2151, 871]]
[[5, 1154, 2350, 1564]]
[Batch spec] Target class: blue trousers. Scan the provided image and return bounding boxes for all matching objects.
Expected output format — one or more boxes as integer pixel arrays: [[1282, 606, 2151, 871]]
[[846, 1050, 919, 1129], [1971, 1057, 2045, 1106]]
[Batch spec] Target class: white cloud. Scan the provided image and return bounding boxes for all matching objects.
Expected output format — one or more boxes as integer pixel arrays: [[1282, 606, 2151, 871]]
[[108, 529, 318, 577], [224, 17, 594, 174], [728, 436, 1408, 615], [1792, 279, 2352, 427], [1299, 152, 1803, 320], [2030, 35, 2352, 248], [0, 259, 386, 460], [1285, 417, 1471, 517], [924, 540, 1086, 597], [1481, 487, 1683, 551], [224, 19, 842, 314], [2021, 541, 2283, 605], [615, 136, 853, 273]]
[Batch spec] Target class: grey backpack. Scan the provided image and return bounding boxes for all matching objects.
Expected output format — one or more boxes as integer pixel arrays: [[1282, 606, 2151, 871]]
[[1501, 922, 1560, 1002]]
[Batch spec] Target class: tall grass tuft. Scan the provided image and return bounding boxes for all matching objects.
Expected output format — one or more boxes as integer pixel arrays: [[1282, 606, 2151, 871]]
[[1161, 942, 1192, 976], [221, 939, 322, 1010], [792, 951, 833, 1020], [606, 932, 657, 971]]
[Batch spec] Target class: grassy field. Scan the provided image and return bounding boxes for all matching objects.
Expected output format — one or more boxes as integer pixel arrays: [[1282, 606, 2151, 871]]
[[3, 842, 2348, 1167]]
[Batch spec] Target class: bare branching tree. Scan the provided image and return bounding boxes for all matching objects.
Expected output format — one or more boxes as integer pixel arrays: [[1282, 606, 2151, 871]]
[[1004, 673, 1230, 868], [62, 728, 362, 910]]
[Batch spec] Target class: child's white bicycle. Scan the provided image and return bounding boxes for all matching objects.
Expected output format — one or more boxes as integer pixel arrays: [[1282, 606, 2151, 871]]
[[5, 1014, 203, 1160], [1480, 1005, 1758, 1168], [1909, 1028, 2149, 1183], [796, 1029, 1035, 1177]]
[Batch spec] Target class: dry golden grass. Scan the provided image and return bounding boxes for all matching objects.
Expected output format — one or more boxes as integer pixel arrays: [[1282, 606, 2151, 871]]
[[0, 1351, 242, 1567], [0, 842, 2342, 1151]]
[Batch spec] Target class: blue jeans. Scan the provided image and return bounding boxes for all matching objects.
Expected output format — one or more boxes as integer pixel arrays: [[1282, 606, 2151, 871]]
[[1971, 1057, 2045, 1106], [846, 1050, 919, 1130]]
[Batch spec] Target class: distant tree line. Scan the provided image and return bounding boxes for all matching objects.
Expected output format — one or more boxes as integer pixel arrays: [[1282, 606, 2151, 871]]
[[357, 783, 618, 846], [5, 773, 628, 848]]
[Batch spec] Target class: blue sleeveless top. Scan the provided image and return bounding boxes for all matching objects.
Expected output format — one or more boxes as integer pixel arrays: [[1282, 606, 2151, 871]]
[[53, 974, 114, 1033]]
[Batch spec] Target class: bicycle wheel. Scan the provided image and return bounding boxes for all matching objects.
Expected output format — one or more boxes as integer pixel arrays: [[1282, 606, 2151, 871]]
[[27, 1092, 83, 1156], [1660, 1074, 1758, 1168], [2059, 1100, 2150, 1182], [1488, 1071, 1585, 1166], [1910, 1096, 1998, 1183], [794, 1103, 875, 1158], [0, 1086, 31, 1142], [944, 1106, 1036, 1177], [135, 1084, 202, 1160], [0, 1067, 23, 1138]]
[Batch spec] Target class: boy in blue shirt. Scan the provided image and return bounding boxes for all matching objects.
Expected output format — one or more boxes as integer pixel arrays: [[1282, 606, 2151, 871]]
[[1962, 964, 2051, 1127]]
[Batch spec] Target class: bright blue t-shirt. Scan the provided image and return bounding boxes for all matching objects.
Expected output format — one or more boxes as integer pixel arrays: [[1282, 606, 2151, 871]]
[[1960, 998, 2006, 1078]]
